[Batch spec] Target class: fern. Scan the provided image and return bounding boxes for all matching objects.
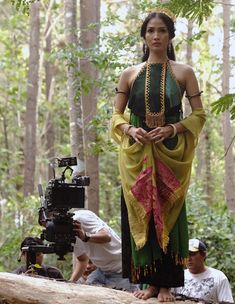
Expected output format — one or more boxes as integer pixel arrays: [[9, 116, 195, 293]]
[[211, 94, 235, 120]]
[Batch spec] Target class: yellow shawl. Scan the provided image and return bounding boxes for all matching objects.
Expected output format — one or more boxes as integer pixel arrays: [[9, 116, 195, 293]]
[[111, 108, 206, 251]]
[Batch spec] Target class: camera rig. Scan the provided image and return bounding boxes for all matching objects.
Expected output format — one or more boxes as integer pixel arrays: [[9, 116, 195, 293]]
[[43, 156, 89, 211], [22, 157, 90, 268]]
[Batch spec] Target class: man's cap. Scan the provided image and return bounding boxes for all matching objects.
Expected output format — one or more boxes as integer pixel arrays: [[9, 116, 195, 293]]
[[189, 238, 207, 252], [20, 237, 43, 250]]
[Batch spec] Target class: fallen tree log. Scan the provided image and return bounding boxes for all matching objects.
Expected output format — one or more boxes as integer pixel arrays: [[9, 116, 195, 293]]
[[0, 272, 197, 304]]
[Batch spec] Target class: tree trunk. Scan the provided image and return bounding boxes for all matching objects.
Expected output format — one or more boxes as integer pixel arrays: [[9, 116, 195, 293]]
[[23, 2, 40, 196], [2, 114, 10, 174], [64, 0, 85, 174], [222, 0, 235, 212], [80, 0, 100, 214], [204, 85, 212, 203], [0, 272, 197, 304], [184, 19, 193, 117], [185, 20, 207, 190], [196, 31, 212, 202], [44, 3, 55, 181]]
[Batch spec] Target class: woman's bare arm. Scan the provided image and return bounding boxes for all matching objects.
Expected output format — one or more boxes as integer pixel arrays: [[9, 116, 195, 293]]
[[174, 65, 203, 133], [114, 67, 148, 144]]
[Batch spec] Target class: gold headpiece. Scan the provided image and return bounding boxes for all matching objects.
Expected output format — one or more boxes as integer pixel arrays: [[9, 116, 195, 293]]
[[147, 7, 176, 23]]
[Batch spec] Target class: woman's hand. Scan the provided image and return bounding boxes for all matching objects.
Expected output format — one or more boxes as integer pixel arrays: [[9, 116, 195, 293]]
[[147, 125, 175, 143], [128, 127, 149, 145]]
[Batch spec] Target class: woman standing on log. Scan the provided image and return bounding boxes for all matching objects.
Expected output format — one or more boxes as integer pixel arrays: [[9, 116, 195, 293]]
[[111, 8, 206, 302]]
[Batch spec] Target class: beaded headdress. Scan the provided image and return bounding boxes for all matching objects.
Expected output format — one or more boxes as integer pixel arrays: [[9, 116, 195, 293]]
[[147, 7, 176, 23]]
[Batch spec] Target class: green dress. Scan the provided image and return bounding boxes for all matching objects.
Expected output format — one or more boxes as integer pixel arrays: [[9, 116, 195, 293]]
[[121, 61, 188, 287]]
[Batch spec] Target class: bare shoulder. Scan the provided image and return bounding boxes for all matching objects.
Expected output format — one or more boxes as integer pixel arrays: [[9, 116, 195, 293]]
[[121, 62, 145, 77], [169, 61, 196, 87], [120, 62, 146, 88], [170, 60, 195, 74]]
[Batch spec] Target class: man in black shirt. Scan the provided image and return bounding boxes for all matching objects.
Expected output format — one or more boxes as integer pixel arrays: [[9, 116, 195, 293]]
[[13, 237, 64, 280]]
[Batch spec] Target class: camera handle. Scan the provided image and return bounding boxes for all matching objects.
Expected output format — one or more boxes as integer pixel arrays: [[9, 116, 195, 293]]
[[38, 184, 50, 226], [38, 184, 45, 207]]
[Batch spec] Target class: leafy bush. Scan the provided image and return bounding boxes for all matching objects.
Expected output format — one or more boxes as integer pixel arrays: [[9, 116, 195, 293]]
[[187, 184, 235, 295], [0, 194, 73, 279], [211, 93, 235, 120]]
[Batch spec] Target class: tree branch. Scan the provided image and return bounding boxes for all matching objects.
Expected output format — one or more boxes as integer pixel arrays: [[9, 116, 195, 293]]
[[220, 135, 235, 160]]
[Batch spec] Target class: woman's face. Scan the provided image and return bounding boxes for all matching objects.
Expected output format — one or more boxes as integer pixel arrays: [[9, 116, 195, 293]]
[[144, 16, 170, 53]]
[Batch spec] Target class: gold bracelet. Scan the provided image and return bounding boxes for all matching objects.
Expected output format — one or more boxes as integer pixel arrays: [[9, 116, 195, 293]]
[[123, 124, 133, 135], [167, 124, 177, 138]]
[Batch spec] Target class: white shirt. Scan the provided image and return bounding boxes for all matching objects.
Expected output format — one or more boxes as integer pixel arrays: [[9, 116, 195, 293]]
[[175, 267, 234, 303], [73, 210, 122, 273]]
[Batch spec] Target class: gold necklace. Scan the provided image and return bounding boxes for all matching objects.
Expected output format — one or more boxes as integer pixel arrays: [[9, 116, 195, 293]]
[[145, 62, 167, 128]]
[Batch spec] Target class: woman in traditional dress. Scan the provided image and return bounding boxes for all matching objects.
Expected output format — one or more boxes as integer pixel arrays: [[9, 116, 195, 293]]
[[111, 8, 206, 302]]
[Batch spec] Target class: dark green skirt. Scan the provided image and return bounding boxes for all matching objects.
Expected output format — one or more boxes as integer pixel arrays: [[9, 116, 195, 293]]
[[120, 112, 189, 287], [121, 193, 188, 287]]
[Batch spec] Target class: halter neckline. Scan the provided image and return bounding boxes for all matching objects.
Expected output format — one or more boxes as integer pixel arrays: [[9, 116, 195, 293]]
[[146, 59, 169, 65]]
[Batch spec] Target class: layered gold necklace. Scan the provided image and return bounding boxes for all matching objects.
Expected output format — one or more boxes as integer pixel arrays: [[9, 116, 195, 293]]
[[145, 61, 167, 128]]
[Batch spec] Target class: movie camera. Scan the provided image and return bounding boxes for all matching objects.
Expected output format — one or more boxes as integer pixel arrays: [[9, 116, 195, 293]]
[[21, 157, 90, 269]]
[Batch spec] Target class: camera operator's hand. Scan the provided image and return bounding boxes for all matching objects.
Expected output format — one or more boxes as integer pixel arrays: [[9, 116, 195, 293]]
[[73, 220, 86, 241], [24, 265, 41, 276], [24, 268, 35, 275], [73, 220, 111, 243]]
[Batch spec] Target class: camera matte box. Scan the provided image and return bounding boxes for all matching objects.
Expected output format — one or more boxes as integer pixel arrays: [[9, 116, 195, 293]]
[[46, 182, 85, 210]]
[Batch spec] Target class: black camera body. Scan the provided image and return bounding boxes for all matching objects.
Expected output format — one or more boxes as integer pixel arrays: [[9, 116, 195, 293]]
[[45, 178, 85, 211], [37, 156, 90, 260], [39, 210, 76, 259]]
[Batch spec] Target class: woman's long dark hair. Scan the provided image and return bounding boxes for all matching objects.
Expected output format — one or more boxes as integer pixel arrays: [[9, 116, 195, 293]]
[[140, 12, 176, 62]]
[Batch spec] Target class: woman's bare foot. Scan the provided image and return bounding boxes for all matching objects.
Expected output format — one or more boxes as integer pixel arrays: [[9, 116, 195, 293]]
[[133, 285, 157, 300], [157, 288, 175, 302]]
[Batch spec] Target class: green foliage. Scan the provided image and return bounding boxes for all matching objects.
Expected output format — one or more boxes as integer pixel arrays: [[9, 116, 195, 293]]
[[0, 0, 234, 288], [175, 30, 207, 52], [134, 0, 214, 25], [232, 18, 235, 33], [211, 93, 235, 120], [0, 2, 28, 198], [99, 149, 121, 233], [187, 184, 235, 294], [11, 0, 37, 15], [0, 194, 41, 271], [166, 0, 215, 25], [0, 193, 73, 279]]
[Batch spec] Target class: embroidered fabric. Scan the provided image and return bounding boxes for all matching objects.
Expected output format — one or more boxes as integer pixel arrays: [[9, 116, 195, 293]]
[[127, 62, 183, 122], [131, 158, 181, 249]]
